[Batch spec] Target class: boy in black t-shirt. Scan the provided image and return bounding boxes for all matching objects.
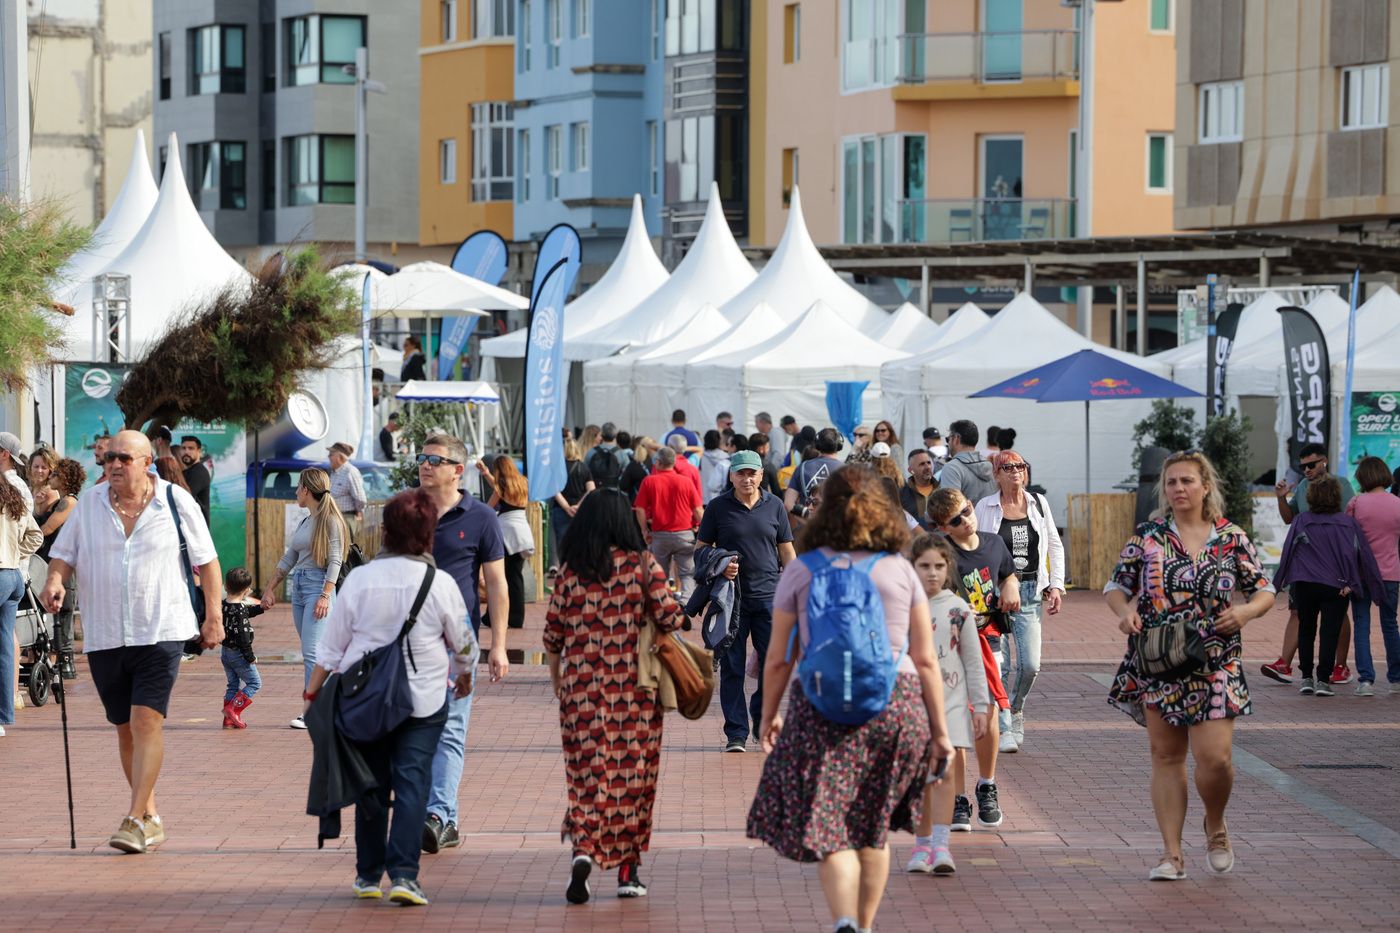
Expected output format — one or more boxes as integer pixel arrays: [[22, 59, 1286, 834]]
[[220, 567, 264, 729], [930, 488, 1020, 832]]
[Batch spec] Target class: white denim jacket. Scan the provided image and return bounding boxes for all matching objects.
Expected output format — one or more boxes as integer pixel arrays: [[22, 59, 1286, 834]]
[[974, 490, 1067, 594]]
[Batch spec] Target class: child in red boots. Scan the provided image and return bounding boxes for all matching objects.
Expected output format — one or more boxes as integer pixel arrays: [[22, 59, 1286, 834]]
[[221, 567, 263, 729]]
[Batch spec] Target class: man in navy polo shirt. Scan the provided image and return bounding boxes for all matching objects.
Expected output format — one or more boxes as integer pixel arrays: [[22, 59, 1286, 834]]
[[697, 450, 796, 753], [417, 433, 510, 853]]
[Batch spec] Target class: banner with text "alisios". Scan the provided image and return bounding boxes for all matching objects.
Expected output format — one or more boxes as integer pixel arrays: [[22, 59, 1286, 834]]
[[438, 230, 510, 380], [522, 224, 581, 502]]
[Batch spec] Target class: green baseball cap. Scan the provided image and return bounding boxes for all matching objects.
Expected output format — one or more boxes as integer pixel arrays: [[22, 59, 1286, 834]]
[[728, 450, 763, 473]]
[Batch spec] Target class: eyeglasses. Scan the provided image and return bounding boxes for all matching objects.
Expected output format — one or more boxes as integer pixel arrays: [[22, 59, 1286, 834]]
[[943, 503, 974, 528], [415, 453, 461, 467], [999, 463, 1027, 473], [875, 427, 890, 434], [854, 431, 871, 439], [102, 451, 139, 464], [1299, 458, 1326, 472]]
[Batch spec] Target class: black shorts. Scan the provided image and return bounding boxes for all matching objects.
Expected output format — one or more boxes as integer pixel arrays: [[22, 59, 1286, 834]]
[[87, 641, 184, 725]]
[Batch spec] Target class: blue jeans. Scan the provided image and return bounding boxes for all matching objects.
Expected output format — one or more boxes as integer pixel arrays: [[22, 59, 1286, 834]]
[[550, 503, 574, 564], [221, 647, 262, 702], [355, 701, 449, 883], [999, 580, 1044, 728], [720, 602, 772, 743], [426, 685, 475, 824], [0, 568, 22, 726], [289, 568, 331, 689], [1352, 582, 1400, 685]]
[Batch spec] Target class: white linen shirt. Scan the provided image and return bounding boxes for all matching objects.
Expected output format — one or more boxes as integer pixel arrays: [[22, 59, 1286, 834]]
[[974, 490, 1067, 594], [315, 555, 478, 718], [329, 461, 367, 514], [50, 478, 216, 652]]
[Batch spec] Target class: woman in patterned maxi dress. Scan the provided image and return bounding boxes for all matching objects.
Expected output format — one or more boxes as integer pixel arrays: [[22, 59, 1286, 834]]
[[544, 489, 684, 905], [1104, 451, 1275, 882]]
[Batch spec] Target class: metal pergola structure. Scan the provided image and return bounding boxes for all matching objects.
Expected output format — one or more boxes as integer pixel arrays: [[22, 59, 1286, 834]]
[[743, 232, 1400, 352]]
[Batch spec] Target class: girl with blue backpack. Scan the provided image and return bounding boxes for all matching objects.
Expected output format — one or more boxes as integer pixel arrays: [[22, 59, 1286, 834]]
[[747, 467, 954, 933]]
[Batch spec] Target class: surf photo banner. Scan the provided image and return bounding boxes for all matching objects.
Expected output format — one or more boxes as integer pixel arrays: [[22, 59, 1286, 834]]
[[1279, 306, 1331, 473], [522, 224, 581, 502], [439, 230, 510, 379]]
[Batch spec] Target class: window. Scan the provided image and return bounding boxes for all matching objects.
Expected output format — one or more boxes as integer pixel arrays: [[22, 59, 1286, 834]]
[[571, 122, 590, 172], [1146, 132, 1172, 193], [473, 0, 514, 38], [189, 25, 245, 94], [784, 4, 801, 63], [663, 112, 743, 204], [651, 0, 661, 59], [1342, 64, 1389, 130], [573, 0, 590, 38], [188, 141, 246, 210], [261, 23, 276, 91], [261, 141, 275, 210], [1149, 0, 1173, 32], [158, 32, 171, 99], [665, 0, 721, 56], [842, 0, 903, 91], [440, 138, 458, 184], [471, 102, 514, 201], [442, 0, 458, 41], [840, 133, 926, 244], [647, 120, 659, 195], [286, 15, 366, 86], [287, 135, 355, 205], [546, 124, 563, 197], [518, 128, 532, 201], [546, 0, 562, 67], [521, 0, 532, 70], [782, 147, 799, 207], [1198, 80, 1244, 143]]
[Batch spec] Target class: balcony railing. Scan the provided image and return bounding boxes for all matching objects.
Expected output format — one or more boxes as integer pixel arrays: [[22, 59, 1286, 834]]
[[897, 198, 1076, 243], [896, 30, 1079, 84]]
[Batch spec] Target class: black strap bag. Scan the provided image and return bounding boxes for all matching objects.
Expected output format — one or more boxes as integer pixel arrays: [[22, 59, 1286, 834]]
[[335, 565, 435, 743], [1134, 616, 1208, 680], [169, 485, 208, 656]]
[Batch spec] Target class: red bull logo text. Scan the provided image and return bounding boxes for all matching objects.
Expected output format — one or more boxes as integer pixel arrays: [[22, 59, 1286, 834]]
[[1089, 377, 1142, 397]]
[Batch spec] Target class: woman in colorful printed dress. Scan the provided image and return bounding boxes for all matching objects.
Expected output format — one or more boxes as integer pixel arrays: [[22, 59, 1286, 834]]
[[747, 467, 953, 933], [544, 488, 685, 905], [1104, 450, 1275, 881]]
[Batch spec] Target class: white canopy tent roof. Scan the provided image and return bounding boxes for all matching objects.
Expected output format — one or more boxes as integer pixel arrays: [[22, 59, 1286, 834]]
[[566, 184, 756, 361], [61, 133, 252, 362], [1335, 286, 1400, 392], [687, 300, 910, 430], [582, 303, 729, 426], [396, 379, 500, 455], [881, 293, 1172, 517], [1152, 290, 1290, 369], [875, 302, 943, 352], [717, 187, 889, 334], [918, 301, 988, 352], [374, 262, 525, 315], [479, 194, 668, 359], [629, 302, 787, 438]]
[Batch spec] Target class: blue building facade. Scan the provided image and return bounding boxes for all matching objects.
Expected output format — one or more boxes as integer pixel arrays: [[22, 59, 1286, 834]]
[[513, 0, 663, 276]]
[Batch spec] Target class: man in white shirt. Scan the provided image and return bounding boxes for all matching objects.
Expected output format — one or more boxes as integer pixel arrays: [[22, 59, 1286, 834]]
[[0, 431, 33, 509], [41, 430, 223, 855]]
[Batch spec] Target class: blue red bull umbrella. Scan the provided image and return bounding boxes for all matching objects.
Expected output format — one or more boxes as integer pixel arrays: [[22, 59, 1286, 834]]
[[970, 348, 1200, 495]]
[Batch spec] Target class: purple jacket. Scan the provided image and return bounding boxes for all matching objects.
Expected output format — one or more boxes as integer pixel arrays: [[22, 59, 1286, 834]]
[[1273, 512, 1384, 602]]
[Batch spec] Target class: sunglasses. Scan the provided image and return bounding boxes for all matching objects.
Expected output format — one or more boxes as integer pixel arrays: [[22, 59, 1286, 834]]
[[854, 431, 871, 438], [999, 462, 1027, 473], [102, 451, 140, 464], [875, 427, 890, 433], [415, 453, 461, 467], [942, 503, 974, 528], [1299, 458, 1325, 471]]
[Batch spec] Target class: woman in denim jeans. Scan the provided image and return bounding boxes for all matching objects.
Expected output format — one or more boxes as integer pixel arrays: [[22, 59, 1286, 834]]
[[973, 450, 1065, 753], [0, 477, 43, 736], [1344, 456, 1400, 695], [262, 468, 347, 728]]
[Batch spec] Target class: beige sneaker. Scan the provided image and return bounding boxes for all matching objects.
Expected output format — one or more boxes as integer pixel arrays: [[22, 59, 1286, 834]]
[[15, 691, 23, 710], [1147, 852, 1186, 881], [1204, 818, 1234, 873], [142, 814, 166, 847], [109, 816, 146, 854]]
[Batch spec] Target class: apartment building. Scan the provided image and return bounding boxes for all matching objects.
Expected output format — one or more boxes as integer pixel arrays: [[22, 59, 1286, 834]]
[[1175, 0, 1400, 242], [750, 0, 1178, 247]]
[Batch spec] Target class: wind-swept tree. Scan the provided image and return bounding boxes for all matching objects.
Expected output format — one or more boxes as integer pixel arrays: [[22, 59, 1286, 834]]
[[0, 199, 91, 391]]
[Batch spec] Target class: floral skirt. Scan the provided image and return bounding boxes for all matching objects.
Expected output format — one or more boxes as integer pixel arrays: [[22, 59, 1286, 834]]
[[1107, 627, 1252, 728], [746, 673, 932, 862]]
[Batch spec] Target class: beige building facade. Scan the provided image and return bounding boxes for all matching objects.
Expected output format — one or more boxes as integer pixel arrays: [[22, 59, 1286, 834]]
[[27, 0, 152, 226], [1175, 0, 1400, 240]]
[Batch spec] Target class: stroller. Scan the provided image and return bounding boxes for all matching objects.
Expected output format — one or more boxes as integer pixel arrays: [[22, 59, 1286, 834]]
[[16, 555, 61, 707]]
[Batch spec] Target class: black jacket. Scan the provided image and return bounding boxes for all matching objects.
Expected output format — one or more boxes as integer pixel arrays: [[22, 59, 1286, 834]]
[[686, 545, 742, 658], [306, 673, 380, 848]]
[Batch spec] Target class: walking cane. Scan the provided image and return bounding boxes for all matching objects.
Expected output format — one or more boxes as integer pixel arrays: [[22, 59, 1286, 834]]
[[53, 675, 77, 849]]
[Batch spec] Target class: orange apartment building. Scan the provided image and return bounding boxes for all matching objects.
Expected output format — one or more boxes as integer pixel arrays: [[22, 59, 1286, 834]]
[[418, 0, 516, 247], [749, 0, 1179, 258]]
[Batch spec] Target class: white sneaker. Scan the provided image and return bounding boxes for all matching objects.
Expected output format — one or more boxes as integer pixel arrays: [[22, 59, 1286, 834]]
[[1356, 682, 1375, 697], [289, 716, 308, 730], [1148, 854, 1186, 881], [1010, 711, 1025, 746], [0, 724, 6, 737], [998, 730, 1020, 754]]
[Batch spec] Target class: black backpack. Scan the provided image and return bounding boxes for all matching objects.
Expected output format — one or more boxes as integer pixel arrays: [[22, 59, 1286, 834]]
[[589, 446, 624, 489]]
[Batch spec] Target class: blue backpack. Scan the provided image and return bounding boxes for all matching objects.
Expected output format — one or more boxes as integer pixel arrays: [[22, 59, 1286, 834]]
[[787, 551, 900, 726]]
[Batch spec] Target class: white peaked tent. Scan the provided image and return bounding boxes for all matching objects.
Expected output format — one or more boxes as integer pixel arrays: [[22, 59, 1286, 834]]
[[875, 302, 942, 352], [718, 187, 889, 334], [55, 131, 158, 356], [918, 301, 988, 351], [582, 303, 729, 426], [878, 301, 993, 435], [566, 184, 756, 360], [64, 133, 252, 362], [375, 261, 526, 314], [478, 194, 668, 360], [1153, 290, 1290, 371], [687, 300, 911, 430], [631, 302, 787, 437], [881, 293, 1172, 517], [1332, 286, 1400, 391]]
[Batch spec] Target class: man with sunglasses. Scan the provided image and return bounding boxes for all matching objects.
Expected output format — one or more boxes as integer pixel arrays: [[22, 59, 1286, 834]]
[[41, 430, 223, 854], [1264, 442, 1356, 685], [415, 435, 511, 854]]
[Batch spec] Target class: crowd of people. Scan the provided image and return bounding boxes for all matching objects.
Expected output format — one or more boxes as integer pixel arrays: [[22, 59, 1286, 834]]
[[3, 407, 1400, 929]]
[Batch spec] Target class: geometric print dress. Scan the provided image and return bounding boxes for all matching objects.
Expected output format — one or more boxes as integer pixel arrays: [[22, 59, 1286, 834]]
[[1104, 517, 1274, 728], [543, 548, 683, 869]]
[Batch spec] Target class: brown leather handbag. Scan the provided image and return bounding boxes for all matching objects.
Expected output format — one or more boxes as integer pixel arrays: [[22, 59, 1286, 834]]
[[651, 629, 715, 720]]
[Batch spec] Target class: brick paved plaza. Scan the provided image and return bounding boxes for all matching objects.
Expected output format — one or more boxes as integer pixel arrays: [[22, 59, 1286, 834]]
[[2, 592, 1398, 931]]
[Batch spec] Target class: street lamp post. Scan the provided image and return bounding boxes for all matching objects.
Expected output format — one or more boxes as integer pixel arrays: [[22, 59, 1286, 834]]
[[343, 47, 386, 457], [1075, 0, 1096, 339]]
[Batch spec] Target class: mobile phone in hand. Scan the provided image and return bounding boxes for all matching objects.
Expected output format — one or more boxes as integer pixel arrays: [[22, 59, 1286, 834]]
[[926, 756, 950, 784]]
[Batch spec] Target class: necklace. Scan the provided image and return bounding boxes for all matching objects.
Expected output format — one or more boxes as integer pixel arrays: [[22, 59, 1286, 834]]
[[110, 483, 153, 519]]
